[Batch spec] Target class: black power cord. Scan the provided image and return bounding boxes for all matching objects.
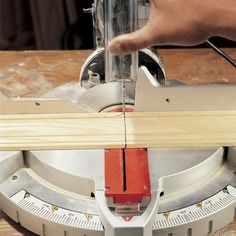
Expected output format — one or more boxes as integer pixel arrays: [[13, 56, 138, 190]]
[[206, 40, 236, 68]]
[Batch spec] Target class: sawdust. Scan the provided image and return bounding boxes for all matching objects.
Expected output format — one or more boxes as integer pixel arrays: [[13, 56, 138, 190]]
[[0, 68, 53, 97], [0, 56, 78, 97]]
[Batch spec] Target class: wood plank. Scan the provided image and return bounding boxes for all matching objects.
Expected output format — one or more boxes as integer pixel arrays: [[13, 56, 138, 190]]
[[126, 111, 236, 148], [0, 113, 125, 150], [1, 111, 236, 150]]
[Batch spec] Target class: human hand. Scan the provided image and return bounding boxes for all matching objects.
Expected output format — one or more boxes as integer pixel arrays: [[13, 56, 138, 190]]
[[109, 0, 236, 55]]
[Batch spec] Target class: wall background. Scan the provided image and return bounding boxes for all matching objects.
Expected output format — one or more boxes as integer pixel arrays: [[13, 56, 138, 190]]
[[0, 0, 94, 50]]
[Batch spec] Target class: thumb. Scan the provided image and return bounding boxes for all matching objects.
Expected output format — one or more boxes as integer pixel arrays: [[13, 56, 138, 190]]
[[108, 24, 156, 55]]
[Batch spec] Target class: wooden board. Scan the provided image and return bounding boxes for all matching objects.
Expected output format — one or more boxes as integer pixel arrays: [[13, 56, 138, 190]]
[[126, 111, 236, 148], [1, 111, 236, 150], [0, 113, 125, 150]]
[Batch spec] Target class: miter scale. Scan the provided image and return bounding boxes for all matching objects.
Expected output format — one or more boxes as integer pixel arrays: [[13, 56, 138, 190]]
[[1, 0, 236, 236]]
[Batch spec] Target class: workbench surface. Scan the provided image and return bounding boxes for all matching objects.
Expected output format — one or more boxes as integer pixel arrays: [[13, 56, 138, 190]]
[[0, 48, 236, 235]]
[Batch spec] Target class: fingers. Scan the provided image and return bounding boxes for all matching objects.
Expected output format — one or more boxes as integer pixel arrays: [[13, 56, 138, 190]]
[[108, 24, 156, 55]]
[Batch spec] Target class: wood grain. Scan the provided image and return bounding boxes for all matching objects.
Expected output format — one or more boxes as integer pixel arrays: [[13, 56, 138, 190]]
[[0, 51, 91, 97], [1, 111, 236, 150], [160, 48, 236, 85], [126, 111, 236, 148], [0, 113, 125, 150], [0, 49, 236, 98]]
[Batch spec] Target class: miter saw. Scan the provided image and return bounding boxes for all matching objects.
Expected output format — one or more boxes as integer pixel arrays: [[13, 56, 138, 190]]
[[1, 0, 236, 236]]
